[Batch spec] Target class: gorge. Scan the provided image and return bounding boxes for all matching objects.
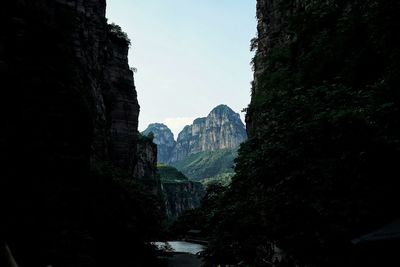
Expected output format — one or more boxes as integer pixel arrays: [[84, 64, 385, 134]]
[[143, 105, 247, 219], [192, 0, 400, 266], [2, 0, 400, 267], [1, 1, 162, 266], [144, 104, 247, 183]]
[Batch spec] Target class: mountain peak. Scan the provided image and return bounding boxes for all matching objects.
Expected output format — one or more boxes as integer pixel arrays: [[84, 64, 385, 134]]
[[142, 123, 175, 164], [170, 105, 247, 162], [210, 104, 234, 113], [144, 105, 247, 164], [146, 123, 169, 130]]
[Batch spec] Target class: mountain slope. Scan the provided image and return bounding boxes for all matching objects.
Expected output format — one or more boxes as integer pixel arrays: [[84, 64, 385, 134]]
[[170, 104, 247, 163], [171, 148, 237, 183], [157, 164, 188, 182], [145, 105, 246, 184]]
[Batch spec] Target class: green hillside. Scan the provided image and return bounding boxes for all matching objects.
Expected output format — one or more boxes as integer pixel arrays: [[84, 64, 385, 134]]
[[171, 148, 237, 184], [201, 172, 234, 186], [157, 164, 188, 183]]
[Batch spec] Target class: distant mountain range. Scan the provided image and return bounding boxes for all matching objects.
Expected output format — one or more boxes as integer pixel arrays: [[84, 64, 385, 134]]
[[143, 104, 247, 185]]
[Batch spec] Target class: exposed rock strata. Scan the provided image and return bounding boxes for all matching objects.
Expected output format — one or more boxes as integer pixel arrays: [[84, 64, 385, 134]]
[[0, 0, 159, 265], [162, 181, 205, 219], [170, 105, 247, 163], [142, 123, 176, 164], [157, 165, 205, 219]]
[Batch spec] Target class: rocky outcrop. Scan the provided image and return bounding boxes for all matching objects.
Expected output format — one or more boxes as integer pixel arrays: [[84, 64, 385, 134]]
[[162, 181, 205, 219], [142, 123, 176, 164], [102, 24, 140, 173], [0, 0, 159, 265], [170, 104, 247, 162], [157, 165, 205, 219], [134, 137, 159, 194], [247, 0, 299, 135], [145, 105, 246, 183]]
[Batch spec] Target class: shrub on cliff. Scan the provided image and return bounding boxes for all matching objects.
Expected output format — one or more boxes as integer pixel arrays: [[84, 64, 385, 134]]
[[205, 0, 400, 266], [107, 23, 131, 46]]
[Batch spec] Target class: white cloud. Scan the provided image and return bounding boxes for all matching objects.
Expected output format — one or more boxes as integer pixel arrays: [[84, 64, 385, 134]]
[[163, 117, 195, 139]]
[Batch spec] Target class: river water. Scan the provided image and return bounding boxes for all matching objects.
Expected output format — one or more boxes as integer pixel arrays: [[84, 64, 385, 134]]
[[152, 241, 205, 254]]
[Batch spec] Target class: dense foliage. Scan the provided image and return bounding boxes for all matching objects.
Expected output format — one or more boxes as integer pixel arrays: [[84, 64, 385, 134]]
[[107, 23, 131, 46], [202, 172, 234, 187], [171, 149, 237, 184], [202, 0, 400, 266], [86, 162, 165, 266], [170, 183, 227, 238], [157, 164, 188, 182]]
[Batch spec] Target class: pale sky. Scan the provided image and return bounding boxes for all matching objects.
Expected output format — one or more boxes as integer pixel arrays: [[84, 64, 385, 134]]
[[106, 0, 256, 138]]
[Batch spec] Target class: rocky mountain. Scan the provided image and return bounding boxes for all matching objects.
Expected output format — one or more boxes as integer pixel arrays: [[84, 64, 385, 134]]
[[171, 149, 238, 184], [1, 1, 161, 266], [157, 165, 205, 219], [169, 105, 247, 183], [146, 105, 247, 184], [142, 123, 175, 164], [170, 104, 247, 162]]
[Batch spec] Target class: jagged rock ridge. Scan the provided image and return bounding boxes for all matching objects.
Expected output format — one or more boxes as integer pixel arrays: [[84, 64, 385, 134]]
[[142, 123, 176, 164], [170, 104, 247, 163]]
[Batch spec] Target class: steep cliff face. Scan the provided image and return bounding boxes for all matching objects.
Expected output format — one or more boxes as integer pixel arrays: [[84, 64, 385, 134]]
[[247, 0, 297, 134], [206, 0, 400, 266], [145, 105, 246, 183], [102, 24, 140, 173], [134, 137, 159, 194], [0, 0, 160, 265], [170, 104, 247, 162], [157, 165, 205, 219], [162, 181, 205, 220], [142, 123, 176, 164]]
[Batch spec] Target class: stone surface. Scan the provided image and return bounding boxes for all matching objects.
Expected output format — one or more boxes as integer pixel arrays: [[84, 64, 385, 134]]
[[142, 123, 176, 164], [157, 165, 205, 219], [145, 105, 246, 183], [162, 181, 205, 219], [0, 0, 159, 265], [170, 104, 247, 163]]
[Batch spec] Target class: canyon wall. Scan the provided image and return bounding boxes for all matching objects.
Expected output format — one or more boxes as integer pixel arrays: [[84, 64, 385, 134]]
[[170, 105, 247, 162], [162, 181, 205, 220], [206, 0, 400, 266], [0, 1, 160, 266]]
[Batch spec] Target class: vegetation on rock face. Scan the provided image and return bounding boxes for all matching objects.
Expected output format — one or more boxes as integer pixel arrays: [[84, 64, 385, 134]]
[[157, 164, 188, 182], [0, 2, 163, 266], [107, 23, 131, 46], [170, 183, 226, 238], [87, 162, 165, 266], [171, 149, 237, 183], [146, 105, 246, 184], [158, 164, 206, 220], [200, 0, 400, 266], [201, 172, 234, 186], [169, 105, 247, 163]]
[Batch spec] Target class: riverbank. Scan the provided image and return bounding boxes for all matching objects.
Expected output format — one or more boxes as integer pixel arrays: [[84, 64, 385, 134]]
[[153, 241, 205, 267], [163, 252, 203, 267]]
